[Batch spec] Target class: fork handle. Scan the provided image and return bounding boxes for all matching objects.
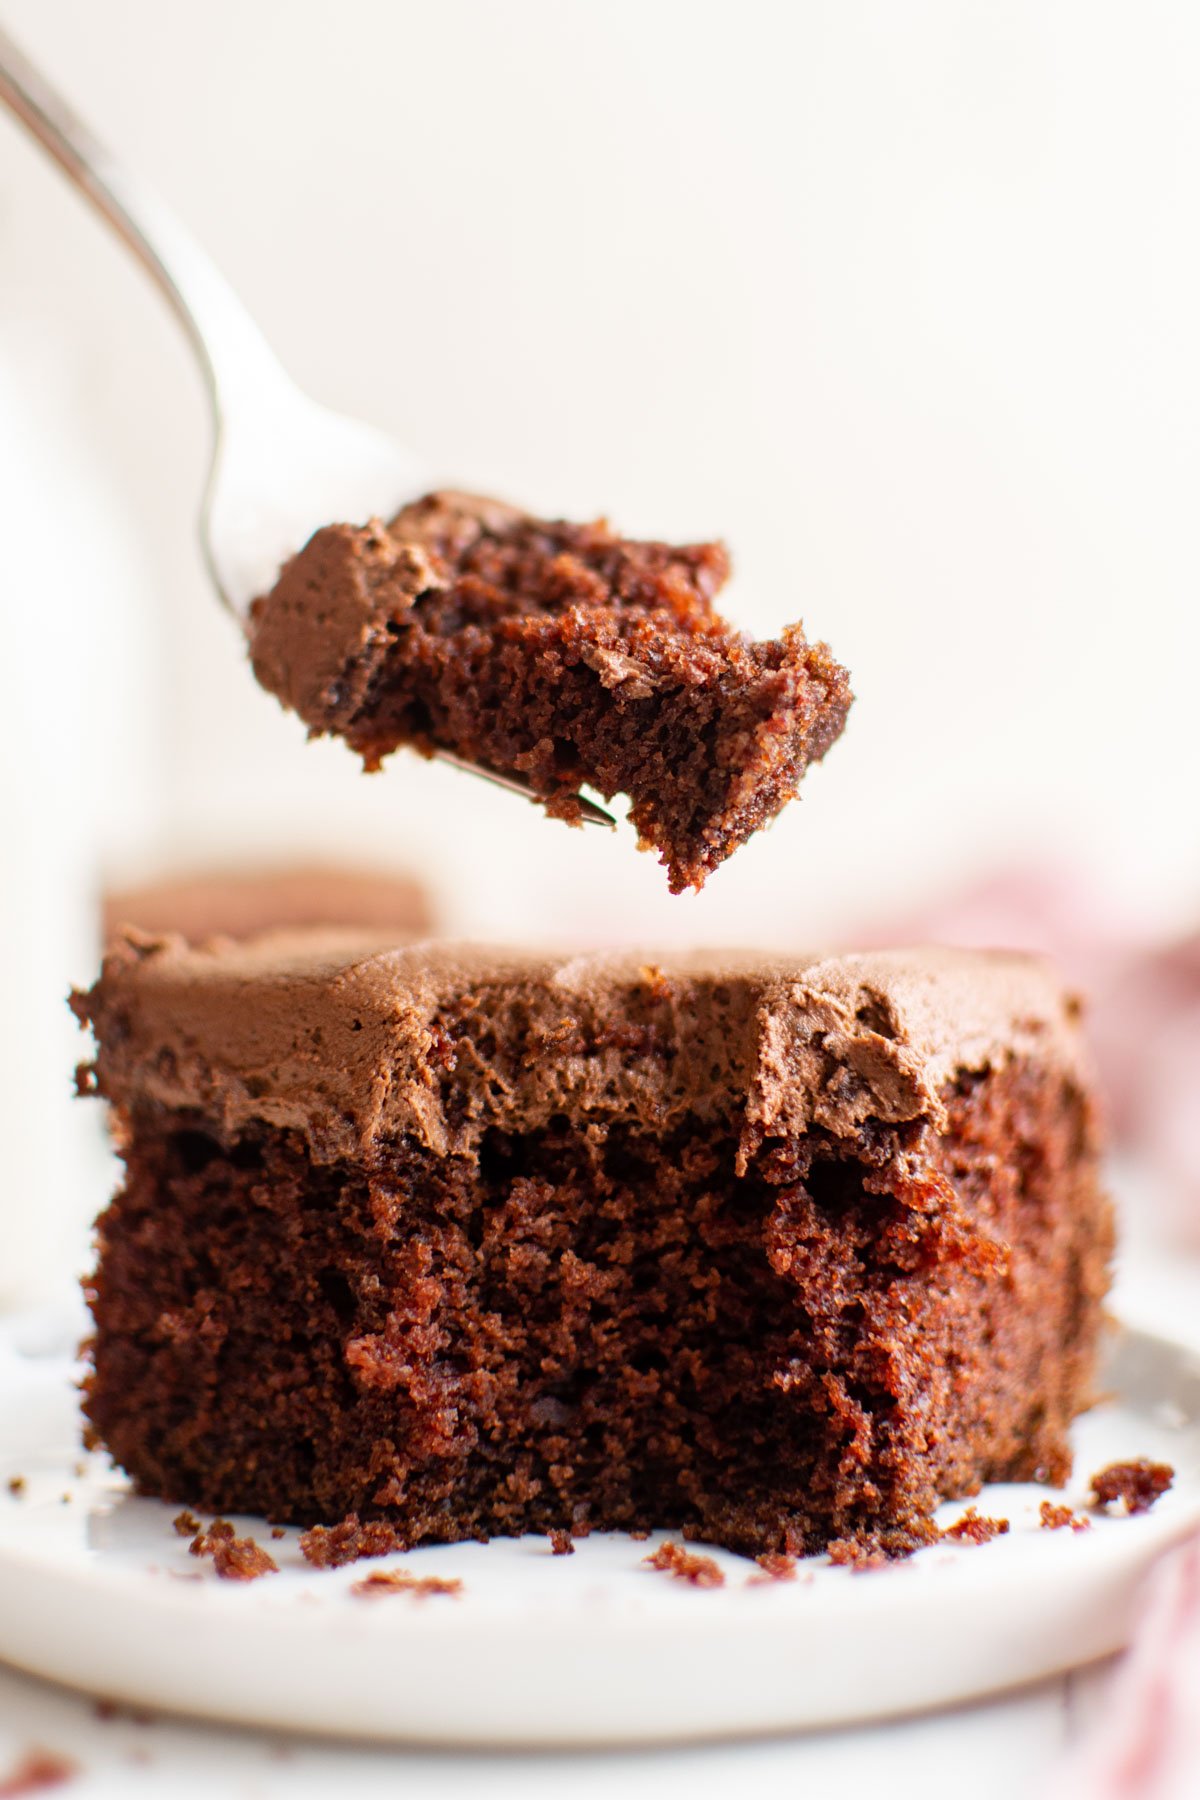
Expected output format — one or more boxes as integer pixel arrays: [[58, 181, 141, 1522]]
[[0, 22, 284, 421]]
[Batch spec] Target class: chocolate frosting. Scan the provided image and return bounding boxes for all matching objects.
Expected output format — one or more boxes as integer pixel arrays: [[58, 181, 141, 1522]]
[[248, 492, 554, 732], [74, 934, 1093, 1167]]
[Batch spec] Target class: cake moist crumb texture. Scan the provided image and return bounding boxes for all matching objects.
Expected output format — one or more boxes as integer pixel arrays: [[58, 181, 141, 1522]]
[[942, 1508, 1010, 1546], [248, 492, 852, 892], [74, 932, 1112, 1560]]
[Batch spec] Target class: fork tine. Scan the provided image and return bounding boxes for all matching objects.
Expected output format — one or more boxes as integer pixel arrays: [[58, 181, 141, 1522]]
[[434, 753, 616, 828]]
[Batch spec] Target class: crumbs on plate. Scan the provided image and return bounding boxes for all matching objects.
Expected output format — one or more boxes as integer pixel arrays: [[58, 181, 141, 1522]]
[[642, 1542, 725, 1587], [1090, 1459, 1174, 1515], [942, 1507, 1010, 1546], [349, 1569, 462, 1600], [189, 1518, 278, 1582], [1039, 1500, 1091, 1533]]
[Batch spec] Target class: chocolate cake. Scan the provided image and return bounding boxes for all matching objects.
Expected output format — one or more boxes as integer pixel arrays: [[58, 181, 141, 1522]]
[[248, 492, 852, 892], [73, 932, 1111, 1557], [102, 863, 434, 946]]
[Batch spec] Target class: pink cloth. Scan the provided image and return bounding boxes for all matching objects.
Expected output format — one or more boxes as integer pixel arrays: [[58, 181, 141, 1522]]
[[1053, 1534, 1200, 1800], [1097, 934, 1200, 1229]]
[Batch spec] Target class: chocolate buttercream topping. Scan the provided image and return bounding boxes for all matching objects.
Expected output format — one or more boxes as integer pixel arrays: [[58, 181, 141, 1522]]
[[73, 933, 1092, 1166]]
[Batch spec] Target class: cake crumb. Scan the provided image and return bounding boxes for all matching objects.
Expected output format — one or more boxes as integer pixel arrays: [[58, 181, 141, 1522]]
[[6, 1477, 25, 1498], [349, 1569, 461, 1599], [300, 1514, 408, 1568], [1090, 1459, 1174, 1515], [172, 1510, 201, 1538], [942, 1507, 1009, 1545], [828, 1537, 887, 1571], [190, 1518, 277, 1581], [210, 1536, 278, 1581], [0, 1747, 78, 1794], [270, 1526, 286, 1540], [93, 1699, 153, 1726], [1038, 1500, 1091, 1533], [643, 1542, 725, 1587], [628, 1528, 650, 1541], [189, 1517, 234, 1553], [548, 1528, 575, 1556], [748, 1552, 798, 1584]]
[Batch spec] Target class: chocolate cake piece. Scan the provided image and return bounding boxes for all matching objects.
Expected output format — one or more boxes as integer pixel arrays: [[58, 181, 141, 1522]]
[[103, 862, 434, 946], [72, 933, 1111, 1557], [248, 492, 852, 892]]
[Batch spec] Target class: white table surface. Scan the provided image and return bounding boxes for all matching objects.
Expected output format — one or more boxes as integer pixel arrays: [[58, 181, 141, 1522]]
[[0, 1203, 1192, 1800]]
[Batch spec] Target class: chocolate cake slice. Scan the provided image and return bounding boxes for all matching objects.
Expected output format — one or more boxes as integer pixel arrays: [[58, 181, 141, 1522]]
[[73, 932, 1111, 1558], [248, 492, 852, 892]]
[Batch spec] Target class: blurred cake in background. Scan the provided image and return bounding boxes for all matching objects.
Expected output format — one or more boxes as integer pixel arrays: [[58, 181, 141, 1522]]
[[103, 862, 436, 946]]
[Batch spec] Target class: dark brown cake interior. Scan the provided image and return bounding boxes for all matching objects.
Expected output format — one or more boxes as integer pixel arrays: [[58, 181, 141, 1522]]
[[248, 493, 852, 892], [83, 1060, 1108, 1556]]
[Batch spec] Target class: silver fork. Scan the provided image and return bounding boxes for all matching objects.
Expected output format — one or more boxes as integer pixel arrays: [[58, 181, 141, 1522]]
[[0, 25, 615, 827]]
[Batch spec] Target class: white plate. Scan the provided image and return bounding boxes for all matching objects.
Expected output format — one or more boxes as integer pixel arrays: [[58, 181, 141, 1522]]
[[0, 1308, 1196, 1748]]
